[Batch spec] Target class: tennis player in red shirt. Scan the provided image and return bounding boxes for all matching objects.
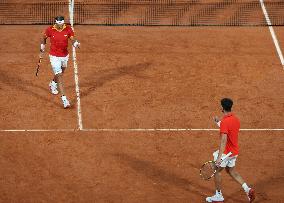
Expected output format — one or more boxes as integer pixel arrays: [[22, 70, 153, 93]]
[[206, 98, 255, 203], [40, 16, 80, 108]]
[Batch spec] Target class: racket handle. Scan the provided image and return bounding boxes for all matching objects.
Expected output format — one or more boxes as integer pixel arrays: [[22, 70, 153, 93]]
[[221, 152, 232, 161]]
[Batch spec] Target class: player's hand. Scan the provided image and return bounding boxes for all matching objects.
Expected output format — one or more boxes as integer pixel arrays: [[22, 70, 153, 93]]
[[213, 116, 221, 127], [215, 158, 222, 168], [73, 40, 80, 48], [40, 44, 45, 53], [213, 116, 220, 123]]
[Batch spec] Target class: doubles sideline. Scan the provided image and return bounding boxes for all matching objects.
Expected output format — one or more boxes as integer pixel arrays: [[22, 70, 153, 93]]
[[69, 0, 83, 130], [259, 0, 284, 68]]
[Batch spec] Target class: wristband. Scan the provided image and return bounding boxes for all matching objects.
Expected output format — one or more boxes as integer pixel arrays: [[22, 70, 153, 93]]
[[216, 121, 221, 127], [40, 44, 45, 52], [73, 40, 80, 48]]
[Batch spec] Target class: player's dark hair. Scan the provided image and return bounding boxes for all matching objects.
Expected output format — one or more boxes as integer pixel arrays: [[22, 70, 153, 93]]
[[55, 16, 64, 21], [221, 98, 233, 112]]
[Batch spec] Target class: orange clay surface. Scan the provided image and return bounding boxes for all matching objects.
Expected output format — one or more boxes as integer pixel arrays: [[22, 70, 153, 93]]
[[0, 25, 284, 202]]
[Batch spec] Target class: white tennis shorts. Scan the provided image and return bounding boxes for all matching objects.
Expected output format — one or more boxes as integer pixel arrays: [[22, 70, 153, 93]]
[[213, 150, 238, 168], [49, 54, 69, 75]]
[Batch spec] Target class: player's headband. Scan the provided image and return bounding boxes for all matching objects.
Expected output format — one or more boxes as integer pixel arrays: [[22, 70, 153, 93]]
[[55, 20, 65, 25], [55, 16, 65, 25]]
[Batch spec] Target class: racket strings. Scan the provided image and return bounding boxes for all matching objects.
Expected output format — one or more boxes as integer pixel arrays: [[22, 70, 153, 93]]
[[200, 161, 216, 180]]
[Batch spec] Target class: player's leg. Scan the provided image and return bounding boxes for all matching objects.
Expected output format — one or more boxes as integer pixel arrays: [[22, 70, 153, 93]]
[[55, 72, 70, 108], [55, 66, 66, 94], [49, 80, 58, 95], [206, 151, 226, 202], [59, 56, 70, 108], [49, 55, 59, 95], [214, 167, 224, 191], [225, 161, 255, 202], [52, 56, 67, 89], [225, 166, 245, 185], [49, 55, 70, 108], [51, 64, 66, 93], [61, 66, 66, 73], [206, 167, 225, 202], [55, 73, 66, 96]]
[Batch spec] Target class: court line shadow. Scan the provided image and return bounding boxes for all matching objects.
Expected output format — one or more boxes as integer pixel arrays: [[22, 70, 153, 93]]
[[112, 152, 211, 197], [0, 69, 60, 107], [70, 62, 151, 104]]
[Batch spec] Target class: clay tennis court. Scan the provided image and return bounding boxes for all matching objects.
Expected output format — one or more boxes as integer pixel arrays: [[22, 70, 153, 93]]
[[1, 1, 284, 202]]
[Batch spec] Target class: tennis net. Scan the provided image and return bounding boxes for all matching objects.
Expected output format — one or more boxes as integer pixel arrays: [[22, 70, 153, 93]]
[[0, 0, 283, 26]]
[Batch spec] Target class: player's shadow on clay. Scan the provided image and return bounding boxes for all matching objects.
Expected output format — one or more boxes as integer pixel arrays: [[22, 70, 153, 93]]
[[70, 62, 151, 104], [227, 173, 283, 203], [112, 152, 211, 198], [0, 69, 60, 107]]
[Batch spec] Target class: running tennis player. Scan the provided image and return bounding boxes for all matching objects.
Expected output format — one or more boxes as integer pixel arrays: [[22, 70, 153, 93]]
[[206, 98, 255, 203], [40, 16, 80, 108]]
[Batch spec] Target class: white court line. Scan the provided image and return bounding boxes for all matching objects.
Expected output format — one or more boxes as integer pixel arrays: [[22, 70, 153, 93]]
[[69, 0, 83, 130], [0, 128, 284, 132], [82, 128, 219, 132], [72, 47, 83, 130], [82, 128, 284, 132], [0, 129, 76, 132], [259, 0, 284, 68]]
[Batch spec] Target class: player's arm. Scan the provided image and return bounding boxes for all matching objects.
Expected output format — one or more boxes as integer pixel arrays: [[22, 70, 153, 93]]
[[40, 34, 48, 53], [213, 116, 221, 127], [70, 36, 80, 48], [216, 133, 227, 165], [39, 34, 48, 59]]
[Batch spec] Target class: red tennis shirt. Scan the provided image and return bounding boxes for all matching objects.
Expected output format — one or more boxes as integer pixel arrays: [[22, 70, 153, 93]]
[[220, 113, 240, 156], [45, 24, 74, 57]]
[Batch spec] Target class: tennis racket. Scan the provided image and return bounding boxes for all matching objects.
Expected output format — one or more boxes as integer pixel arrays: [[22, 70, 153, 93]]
[[200, 151, 232, 180], [36, 54, 43, 76]]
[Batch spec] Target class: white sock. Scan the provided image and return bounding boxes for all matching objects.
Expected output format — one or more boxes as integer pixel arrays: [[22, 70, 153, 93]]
[[61, 95, 67, 100], [242, 183, 250, 193], [216, 190, 222, 195]]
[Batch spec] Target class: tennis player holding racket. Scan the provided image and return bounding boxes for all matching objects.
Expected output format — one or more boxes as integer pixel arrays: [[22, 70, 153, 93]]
[[40, 16, 80, 108], [206, 98, 255, 202]]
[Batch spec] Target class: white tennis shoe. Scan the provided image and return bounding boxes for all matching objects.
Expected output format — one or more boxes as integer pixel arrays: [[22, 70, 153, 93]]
[[49, 81, 58, 95], [61, 95, 70, 109], [206, 191, 224, 202]]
